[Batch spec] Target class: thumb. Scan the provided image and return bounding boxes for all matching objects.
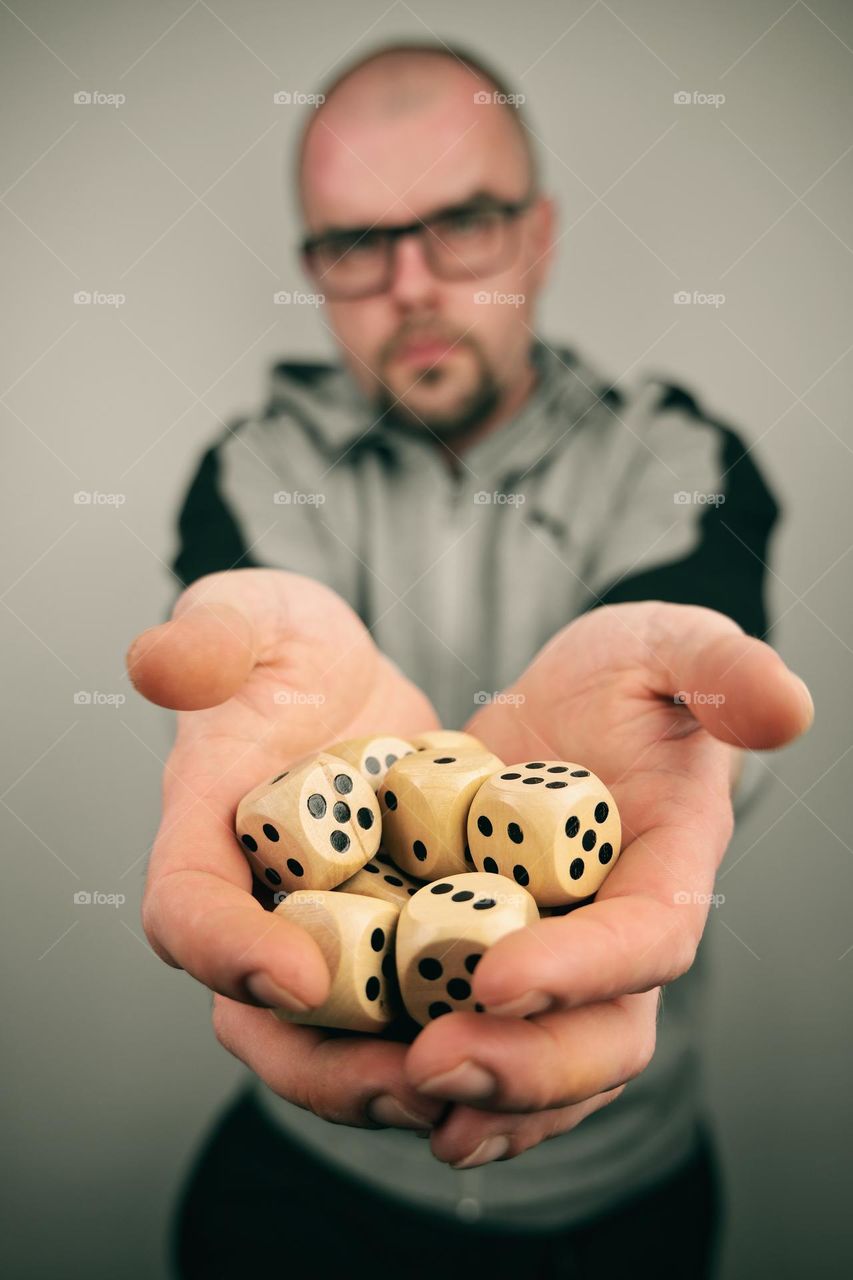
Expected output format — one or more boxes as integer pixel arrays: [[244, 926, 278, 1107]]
[[657, 608, 814, 750], [125, 567, 375, 713], [637, 606, 809, 752], [126, 602, 255, 710]]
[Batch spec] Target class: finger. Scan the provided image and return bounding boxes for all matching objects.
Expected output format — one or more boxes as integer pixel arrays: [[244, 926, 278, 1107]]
[[126, 603, 255, 710], [126, 567, 377, 714], [647, 604, 813, 749], [406, 991, 658, 1113], [431, 1088, 625, 1169], [213, 996, 445, 1132], [142, 738, 331, 1011]]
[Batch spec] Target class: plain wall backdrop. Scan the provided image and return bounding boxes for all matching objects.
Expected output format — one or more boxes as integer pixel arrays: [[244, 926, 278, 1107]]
[[2, 1, 851, 1276]]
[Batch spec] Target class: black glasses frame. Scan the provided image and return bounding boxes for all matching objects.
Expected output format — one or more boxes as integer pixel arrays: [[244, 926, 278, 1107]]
[[300, 194, 536, 298]]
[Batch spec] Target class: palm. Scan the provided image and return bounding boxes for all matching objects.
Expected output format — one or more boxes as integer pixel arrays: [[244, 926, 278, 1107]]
[[464, 602, 743, 907]]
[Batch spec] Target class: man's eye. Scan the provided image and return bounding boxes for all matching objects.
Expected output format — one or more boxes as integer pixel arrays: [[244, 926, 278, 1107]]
[[436, 210, 496, 237], [332, 233, 383, 257]]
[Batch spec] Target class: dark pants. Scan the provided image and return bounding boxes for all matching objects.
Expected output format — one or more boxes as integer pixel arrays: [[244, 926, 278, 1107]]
[[173, 1086, 723, 1279]]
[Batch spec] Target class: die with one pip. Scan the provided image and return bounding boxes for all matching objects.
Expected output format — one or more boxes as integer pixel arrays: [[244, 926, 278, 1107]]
[[272, 890, 400, 1033], [378, 749, 503, 879], [235, 752, 381, 894], [396, 872, 539, 1025], [467, 761, 621, 907]]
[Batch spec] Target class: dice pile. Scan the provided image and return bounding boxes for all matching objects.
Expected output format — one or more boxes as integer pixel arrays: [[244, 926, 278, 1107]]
[[235, 731, 621, 1034]]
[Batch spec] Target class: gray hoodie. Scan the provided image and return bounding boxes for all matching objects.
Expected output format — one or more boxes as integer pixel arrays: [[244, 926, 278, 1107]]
[[172, 334, 778, 1227]]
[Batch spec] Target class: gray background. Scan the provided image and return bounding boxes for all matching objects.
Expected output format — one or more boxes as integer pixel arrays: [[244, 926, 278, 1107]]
[[2, 1, 851, 1276]]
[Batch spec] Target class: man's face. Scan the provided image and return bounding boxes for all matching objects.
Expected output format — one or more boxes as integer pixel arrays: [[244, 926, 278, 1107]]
[[299, 68, 555, 438]]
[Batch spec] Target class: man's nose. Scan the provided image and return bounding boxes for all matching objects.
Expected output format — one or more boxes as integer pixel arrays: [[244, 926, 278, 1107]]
[[387, 232, 439, 306]]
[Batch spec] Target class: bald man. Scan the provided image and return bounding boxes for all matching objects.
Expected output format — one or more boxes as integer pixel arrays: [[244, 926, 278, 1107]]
[[127, 41, 813, 1280]]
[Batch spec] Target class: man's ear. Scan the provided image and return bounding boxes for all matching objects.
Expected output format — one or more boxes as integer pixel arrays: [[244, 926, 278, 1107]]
[[523, 194, 557, 293]]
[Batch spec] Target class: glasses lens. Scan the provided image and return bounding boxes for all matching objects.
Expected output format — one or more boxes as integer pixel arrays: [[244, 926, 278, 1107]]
[[426, 207, 513, 278], [307, 230, 389, 298]]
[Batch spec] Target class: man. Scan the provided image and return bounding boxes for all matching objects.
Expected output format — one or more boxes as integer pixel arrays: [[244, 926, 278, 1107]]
[[127, 42, 813, 1279]]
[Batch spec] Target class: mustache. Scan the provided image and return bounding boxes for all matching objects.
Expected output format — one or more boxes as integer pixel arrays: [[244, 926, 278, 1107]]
[[384, 328, 469, 358]]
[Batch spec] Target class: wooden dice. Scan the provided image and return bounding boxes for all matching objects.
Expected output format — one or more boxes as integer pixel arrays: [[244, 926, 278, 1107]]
[[378, 749, 503, 879], [337, 851, 424, 908], [396, 872, 538, 1025], [326, 736, 416, 790], [273, 891, 399, 1032], [235, 752, 381, 893], [467, 761, 621, 906]]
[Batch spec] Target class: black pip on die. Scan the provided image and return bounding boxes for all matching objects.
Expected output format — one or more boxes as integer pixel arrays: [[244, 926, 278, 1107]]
[[467, 761, 622, 906], [235, 752, 381, 893]]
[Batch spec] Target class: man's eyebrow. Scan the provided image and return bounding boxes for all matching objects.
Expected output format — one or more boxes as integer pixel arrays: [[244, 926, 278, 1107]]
[[309, 191, 512, 238]]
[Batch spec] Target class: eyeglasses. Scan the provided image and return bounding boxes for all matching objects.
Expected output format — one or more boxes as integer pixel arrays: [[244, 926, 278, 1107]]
[[300, 194, 535, 301]]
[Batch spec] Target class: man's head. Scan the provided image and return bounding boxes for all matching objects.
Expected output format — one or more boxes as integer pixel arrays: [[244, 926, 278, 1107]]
[[297, 43, 555, 441]]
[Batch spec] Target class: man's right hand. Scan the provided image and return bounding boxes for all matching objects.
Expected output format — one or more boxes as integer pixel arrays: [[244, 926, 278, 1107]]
[[126, 568, 445, 1133]]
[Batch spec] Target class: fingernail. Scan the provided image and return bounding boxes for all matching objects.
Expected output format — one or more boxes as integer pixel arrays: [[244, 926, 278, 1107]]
[[245, 971, 310, 1013], [485, 990, 553, 1018], [451, 1135, 510, 1169], [417, 1061, 496, 1102], [367, 1095, 434, 1131]]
